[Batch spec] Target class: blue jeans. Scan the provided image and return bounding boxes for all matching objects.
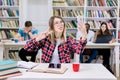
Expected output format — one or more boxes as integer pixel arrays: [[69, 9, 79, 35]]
[[80, 49, 98, 63]]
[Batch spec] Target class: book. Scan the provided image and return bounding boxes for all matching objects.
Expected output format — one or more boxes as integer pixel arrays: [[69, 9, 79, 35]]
[[0, 59, 17, 69], [0, 71, 22, 79], [0, 68, 20, 76], [28, 63, 68, 74], [0, 66, 17, 71], [17, 61, 38, 69]]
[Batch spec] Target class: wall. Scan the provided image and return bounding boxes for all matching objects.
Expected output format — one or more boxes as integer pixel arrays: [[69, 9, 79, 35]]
[[19, 0, 52, 34]]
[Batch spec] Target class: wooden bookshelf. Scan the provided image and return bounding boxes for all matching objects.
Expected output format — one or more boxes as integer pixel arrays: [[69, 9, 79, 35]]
[[0, 0, 19, 40], [52, 0, 119, 42]]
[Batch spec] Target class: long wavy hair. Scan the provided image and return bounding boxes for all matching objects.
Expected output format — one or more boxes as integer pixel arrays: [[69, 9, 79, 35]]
[[48, 16, 66, 43], [98, 22, 112, 35]]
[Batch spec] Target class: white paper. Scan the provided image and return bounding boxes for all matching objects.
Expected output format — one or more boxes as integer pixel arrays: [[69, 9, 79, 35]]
[[17, 61, 38, 69]]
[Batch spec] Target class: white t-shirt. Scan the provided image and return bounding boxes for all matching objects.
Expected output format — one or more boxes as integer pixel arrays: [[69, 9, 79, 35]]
[[51, 39, 61, 63], [76, 30, 95, 42]]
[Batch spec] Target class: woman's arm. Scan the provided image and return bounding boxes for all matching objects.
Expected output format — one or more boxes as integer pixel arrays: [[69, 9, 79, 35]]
[[68, 37, 87, 55], [24, 29, 52, 52], [24, 38, 44, 52], [109, 37, 116, 44], [77, 20, 87, 41], [93, 31, 99, 42]]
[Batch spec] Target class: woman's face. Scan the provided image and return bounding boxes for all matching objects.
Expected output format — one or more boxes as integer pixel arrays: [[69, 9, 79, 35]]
[[101, 24, 107, 32], [53, 18, 64, 33]]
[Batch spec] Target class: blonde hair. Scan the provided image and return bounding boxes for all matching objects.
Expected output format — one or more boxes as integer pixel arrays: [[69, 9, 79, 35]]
[[48, 16, 66, 43]]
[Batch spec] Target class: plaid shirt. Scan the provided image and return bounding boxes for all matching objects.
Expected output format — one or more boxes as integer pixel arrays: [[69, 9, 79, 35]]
[[24, 36, 87, 63]]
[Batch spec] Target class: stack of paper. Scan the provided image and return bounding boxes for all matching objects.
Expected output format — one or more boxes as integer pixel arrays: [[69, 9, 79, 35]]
[[17, 61, 38, 69]]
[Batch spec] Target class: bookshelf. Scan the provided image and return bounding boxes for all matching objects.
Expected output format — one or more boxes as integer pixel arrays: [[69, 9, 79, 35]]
[[0, 0, 19, 40], [118, 0, 120, 42], [52, 0, 119, 42]]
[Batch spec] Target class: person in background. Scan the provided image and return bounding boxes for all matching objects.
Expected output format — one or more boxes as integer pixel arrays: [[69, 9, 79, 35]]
[[21, 16, 87, 63], [76, 23, 98, 63], [15, 21, 38, 41], [94, 22, 115, 74], [17, 21, 39, 62]]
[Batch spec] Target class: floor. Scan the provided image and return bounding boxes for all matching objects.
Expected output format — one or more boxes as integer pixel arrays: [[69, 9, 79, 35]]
[[113, 64, 120, 80]]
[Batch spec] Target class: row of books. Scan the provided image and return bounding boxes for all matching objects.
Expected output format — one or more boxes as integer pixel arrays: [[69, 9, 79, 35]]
[[0, 0, 19, 6], [87, 0, 117, 6], [0, 59, 21, 79], [53, 0, 117, 7], [53, 9, 84, 17], [53, 0, 84, 6], [7, 49, 41, 62], [86, 19, 116, 29], [65, 20, 77, 29], [0, 9, 19, 17], [8, 50, 20, 61], [0, 20, 19, 28], [86, 9, 117, 18], [53, 9, 117, 18], [0, 30, 17, 39], [67, 33, 76, 39]]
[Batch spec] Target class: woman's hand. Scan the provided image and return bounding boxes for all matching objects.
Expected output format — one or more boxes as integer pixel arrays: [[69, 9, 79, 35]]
[[77, 21, 87, 40], [36, 29, 52, 41], [109, 37, 116, 44], [109, 40, 113, 44]]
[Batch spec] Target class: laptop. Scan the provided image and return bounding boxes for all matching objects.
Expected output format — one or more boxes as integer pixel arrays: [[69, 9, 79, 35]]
[[95, 35, 112, 43]]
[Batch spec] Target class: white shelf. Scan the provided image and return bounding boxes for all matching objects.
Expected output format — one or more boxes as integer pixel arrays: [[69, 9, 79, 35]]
[[52, 0, 119, 42], [53, 6, 84, 10], [0, 0, 19, 40], [86, 6, 118, 10]]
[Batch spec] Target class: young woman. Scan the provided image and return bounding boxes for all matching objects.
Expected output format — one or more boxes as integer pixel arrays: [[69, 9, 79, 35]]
[[94, 22, 115, 74], [19, 16, 87, 63]]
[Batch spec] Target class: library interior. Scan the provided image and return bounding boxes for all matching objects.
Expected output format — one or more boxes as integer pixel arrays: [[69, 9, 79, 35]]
[[0, 0, 120, 80]]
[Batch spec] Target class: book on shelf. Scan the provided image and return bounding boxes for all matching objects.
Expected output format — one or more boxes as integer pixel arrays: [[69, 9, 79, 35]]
[[28, 63, 68, 74], [67, 33, 76, 39], [118, 31, 120, 39], [1, 30, 7, 39]]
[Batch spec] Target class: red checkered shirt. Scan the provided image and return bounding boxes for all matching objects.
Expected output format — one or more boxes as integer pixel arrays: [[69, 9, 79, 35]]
[[24, 36, 87, 63]]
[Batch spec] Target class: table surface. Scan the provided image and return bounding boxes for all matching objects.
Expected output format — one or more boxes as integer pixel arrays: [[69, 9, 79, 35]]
[[7, 63, 116, 80], [1, 42, 120, 77]]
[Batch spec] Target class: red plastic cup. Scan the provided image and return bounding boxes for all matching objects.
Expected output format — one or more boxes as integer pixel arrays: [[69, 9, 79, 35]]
[[72, 63, 80, 72]]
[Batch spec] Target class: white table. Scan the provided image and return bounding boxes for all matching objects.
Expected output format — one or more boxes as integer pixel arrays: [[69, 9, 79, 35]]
[[0, 42, 120, 77], [86, 42, 120, 77], [7, 63, 116, 80], [3, 41, 26, 60]]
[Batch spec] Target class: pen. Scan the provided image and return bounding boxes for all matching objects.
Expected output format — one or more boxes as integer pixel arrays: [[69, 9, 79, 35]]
[[26, 64, 38, 72]]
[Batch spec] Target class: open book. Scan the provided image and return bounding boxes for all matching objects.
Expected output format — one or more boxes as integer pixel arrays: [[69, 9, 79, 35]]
[[28, 63, 68, 74], [17, 61, 38, 69]]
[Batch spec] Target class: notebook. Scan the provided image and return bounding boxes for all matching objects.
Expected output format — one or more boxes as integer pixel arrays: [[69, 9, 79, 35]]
[[95, 35, 112, 43]]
